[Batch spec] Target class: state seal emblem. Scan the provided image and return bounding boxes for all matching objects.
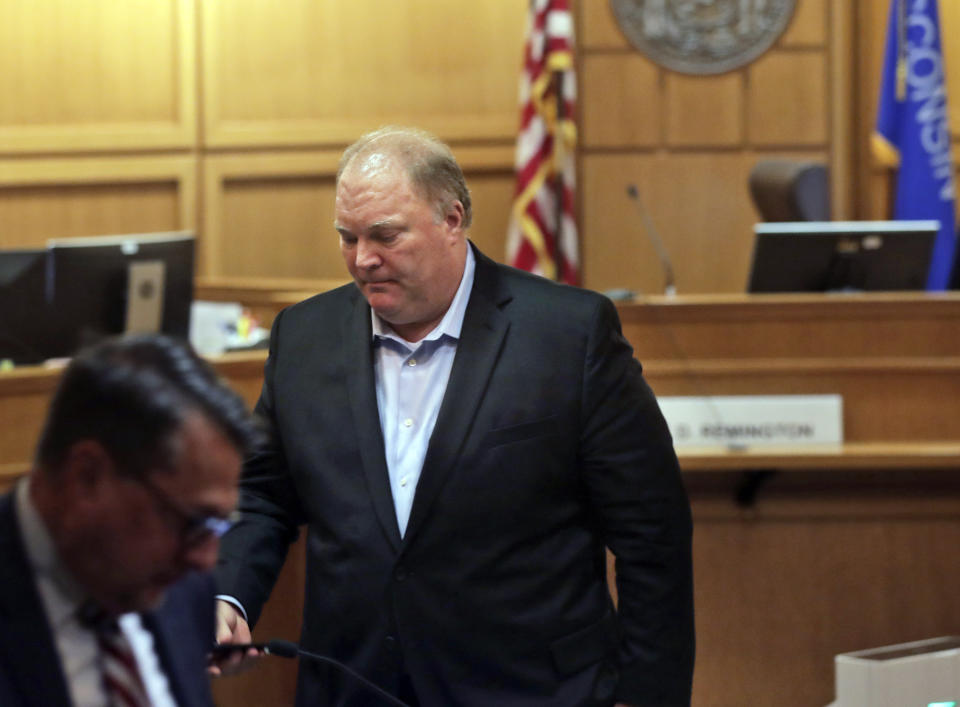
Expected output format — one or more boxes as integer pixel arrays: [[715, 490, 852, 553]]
[[609, 0, 797, 75]]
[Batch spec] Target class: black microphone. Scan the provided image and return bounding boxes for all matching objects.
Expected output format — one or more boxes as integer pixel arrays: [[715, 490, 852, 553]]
[[626, 184, 676, 297], [211, 640, 411, 707]]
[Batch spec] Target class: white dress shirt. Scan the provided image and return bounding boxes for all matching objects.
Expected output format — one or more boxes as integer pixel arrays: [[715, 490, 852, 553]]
[[15, 479, 178, 707], [371, 246, 475, 537]]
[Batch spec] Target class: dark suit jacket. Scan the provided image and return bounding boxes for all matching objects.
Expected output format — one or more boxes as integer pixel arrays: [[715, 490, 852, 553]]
[[0, 490, 218, 707], [217, 246, 694, 706]]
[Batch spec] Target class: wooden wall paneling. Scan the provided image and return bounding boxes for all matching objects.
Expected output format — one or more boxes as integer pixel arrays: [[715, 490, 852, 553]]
[[0, 156, 197, 249], [689, 486, 960, 707], [747, 50, 829, 146], [665, 73, 743, 147], [0, 371, 55, 470], [202, 146, 514, 282], [828, 0, 856, 219], [578, 0, 843, 293], [943, 0, 960, 138], [578, 0, 628, 50], [855, 0, 888, 220], [581, 150, 828, 295], [202, 152, 343, 280], [201, 0, 526, 149], [780, 0, 827, 47], [459, 174, 516, 265], [0, 0, 196, 154], [581, 53, 661, 148]]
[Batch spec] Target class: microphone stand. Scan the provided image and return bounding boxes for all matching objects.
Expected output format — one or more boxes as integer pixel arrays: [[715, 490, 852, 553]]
[[626, 184, 676, 297], [265, 640, 411, 707]]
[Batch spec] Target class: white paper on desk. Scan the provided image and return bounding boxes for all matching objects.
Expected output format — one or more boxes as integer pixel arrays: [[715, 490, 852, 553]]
[[189, 301, 243, 356], [657, 395, 843, 447]]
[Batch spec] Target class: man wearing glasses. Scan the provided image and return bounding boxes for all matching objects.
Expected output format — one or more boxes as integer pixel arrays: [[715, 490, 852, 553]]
[[0, 334, 258, 707]]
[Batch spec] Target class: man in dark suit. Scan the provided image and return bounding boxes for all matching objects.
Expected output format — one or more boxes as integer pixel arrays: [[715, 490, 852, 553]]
[[0, 335, 258, 707], [214, 127, 694, 706]]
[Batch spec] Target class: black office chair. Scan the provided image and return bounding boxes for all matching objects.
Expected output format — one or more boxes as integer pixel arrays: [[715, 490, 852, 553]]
[[748, 160, 830, 222]]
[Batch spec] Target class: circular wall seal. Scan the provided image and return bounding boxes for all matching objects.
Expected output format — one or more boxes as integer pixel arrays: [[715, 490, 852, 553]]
[[609, 0, 797, 75]]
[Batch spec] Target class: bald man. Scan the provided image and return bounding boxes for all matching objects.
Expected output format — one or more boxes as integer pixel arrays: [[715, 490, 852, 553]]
[[215, 127, 694, 707]]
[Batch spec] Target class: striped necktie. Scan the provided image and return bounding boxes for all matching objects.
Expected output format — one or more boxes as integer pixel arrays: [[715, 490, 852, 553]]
[[96, 619, 150, 707], [78, 602, 151, 707]]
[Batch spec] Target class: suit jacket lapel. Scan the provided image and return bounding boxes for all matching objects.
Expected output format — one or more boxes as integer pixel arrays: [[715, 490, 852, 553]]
[[0, 492, 73, 707], [141, 608, 198, 707], [403, 249, 511, 547], [343, 289, 403, 550]]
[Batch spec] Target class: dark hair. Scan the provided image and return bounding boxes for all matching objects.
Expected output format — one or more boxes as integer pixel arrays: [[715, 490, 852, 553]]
[[337, 126, 473, 228], [36, 334, 259, 476]]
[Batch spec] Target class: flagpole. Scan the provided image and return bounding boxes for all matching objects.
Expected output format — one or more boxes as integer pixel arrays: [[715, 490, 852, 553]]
[[506, 0, 580, 286], [553, 69, 564, 282]]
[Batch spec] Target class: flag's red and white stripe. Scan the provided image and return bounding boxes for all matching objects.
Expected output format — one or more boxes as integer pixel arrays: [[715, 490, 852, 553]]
[[506, 0, 579, 284]]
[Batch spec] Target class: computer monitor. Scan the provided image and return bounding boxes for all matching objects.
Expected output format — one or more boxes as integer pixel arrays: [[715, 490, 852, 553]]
[[0, 249, 51, 364], [747, 220, 939, 293], [43, 231, 195, 359]]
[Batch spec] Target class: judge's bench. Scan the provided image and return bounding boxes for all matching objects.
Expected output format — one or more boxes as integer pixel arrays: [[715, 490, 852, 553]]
[[2, 289, 959, 707]]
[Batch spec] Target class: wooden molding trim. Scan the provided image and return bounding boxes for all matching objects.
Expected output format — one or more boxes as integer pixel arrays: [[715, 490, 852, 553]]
[[679, 441, 960, 472], [645, 356, 960, 377], [828, 0, 855, 219], [203, 118, 519, 150], [618, 292, 960, 323], [0, 155, 197, 230]]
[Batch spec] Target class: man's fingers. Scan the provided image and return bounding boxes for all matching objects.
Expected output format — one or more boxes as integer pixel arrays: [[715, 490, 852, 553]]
[[214, 600, 251, 643]]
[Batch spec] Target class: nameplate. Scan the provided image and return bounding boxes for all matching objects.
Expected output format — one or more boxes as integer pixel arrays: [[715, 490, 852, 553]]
[[657, 395, 843, 447]]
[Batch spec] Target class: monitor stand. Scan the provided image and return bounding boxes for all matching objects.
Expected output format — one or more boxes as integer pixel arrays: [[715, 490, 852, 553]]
[[125, 260, 166, 334]]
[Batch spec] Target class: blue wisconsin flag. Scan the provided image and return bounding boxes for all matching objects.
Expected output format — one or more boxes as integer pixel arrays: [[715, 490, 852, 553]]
[[873, 0, 957, 290]]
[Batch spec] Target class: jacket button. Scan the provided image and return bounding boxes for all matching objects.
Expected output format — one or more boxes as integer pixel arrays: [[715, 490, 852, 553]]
[[395, 566, 408, 582], [384, 636, 397, 652]]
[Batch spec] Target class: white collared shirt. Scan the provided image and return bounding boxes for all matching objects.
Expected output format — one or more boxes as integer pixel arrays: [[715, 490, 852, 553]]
[[371, 246, 476, 537], [15, 479, 178, 707]]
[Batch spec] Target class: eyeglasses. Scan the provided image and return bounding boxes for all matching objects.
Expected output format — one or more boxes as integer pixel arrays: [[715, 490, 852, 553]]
[[131, 475, 240, 548]]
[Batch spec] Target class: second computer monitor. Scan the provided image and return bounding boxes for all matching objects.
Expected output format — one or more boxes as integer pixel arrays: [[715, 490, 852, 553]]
[[747, 220, 939, 293]]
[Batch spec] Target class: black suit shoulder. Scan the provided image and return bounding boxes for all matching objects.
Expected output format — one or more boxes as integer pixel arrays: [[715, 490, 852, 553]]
[[283, 281, 359, 319], [478, 250, 617, 328]]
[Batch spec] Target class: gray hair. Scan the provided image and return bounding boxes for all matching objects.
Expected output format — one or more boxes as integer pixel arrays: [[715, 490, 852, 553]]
[[337, 126, 473, 228]]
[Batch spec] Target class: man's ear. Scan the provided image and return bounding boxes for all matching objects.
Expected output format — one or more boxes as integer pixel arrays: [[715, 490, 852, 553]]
[[61, 440, 114, 494], [444, 200, 465, 234]]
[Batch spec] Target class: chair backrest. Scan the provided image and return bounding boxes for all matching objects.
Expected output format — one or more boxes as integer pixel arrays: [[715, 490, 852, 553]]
[[748, 160, 830, 222]]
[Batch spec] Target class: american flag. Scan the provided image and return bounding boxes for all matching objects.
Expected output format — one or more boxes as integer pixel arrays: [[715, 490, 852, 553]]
[[505, 0, 579, 285]]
